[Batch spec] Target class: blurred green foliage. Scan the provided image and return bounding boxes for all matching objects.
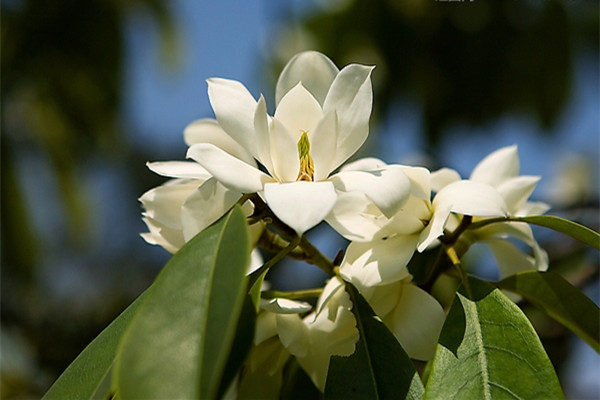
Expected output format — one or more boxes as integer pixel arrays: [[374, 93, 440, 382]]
[[272, 0, 598, 147], [1, 0, 174, 397]]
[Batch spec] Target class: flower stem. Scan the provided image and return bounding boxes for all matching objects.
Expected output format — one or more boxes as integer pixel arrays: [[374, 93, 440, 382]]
[[261, 288, 323, 300], [247, 235, 301, 289]]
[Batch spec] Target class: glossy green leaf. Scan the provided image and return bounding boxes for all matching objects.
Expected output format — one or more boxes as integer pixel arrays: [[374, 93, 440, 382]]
[[424, 277, 564, 400], [498, 270, 600, 352], [113, 206, 250, 399], [325, 283, 424, 400], [517, 215, 600, 250], [471, 215, 600, 250], [216, 294, 257, 398], [42, 294, 145, 400]]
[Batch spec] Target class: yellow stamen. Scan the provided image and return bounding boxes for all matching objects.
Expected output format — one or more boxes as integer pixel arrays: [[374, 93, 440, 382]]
[[296, 131, 314, 181]]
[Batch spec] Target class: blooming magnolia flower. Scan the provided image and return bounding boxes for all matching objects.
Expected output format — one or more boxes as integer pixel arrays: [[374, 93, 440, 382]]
[[431, 145, 550, 276], [182, 51, 410, 235], [140, 119, 264, 262], [328, 157, 508, 256], [258, 277, 358, 392]]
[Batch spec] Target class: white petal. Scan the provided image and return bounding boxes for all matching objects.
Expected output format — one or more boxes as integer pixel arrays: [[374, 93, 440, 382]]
[[276, 51, 339, 106], [341, 157, 387, 172], [400, 165, 431, 200], [183, 118, 256, 166], [386, 284, 445, 361], [483, 238, 536, 279], [139, 179, 201, 229], [326, 192, 387, 242], [274, 83, 323, 142], [432, 180, 508, 218], [141, 216, 185, 254], [431, 167, 461, 192], [340, 236, 416, 287], [264, 181, 337, 235], [180, 178, 242, 241], [207, 78, 258, 157], [269, 117, 299, 182], [261, 298, 313, 314], [276, 314, 309, 357], [254, 95, 274, 175], [330, 165, 411, 217], [417, 203, 451, 252], [323, 64, 375, 169], [247, 249, 264, 275], [254, 311, 278, 345], [496, 175, 541, 215], [470, 145, 519, 186], [146, 161, 212, 180], [187, 143, 274, 193], [310, 110, 338, 181]]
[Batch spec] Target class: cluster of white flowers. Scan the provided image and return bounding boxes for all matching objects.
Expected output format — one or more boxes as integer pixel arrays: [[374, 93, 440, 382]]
[[140, 51, 548, 394]]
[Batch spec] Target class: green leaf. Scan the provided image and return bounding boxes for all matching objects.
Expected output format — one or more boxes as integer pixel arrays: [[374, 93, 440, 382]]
[[424, 277, 564, 400], [325, 283, 424, 400], [113, 206, 250, 400], [216, 294, 257, 398], [42, 294, 146, 400], [497, 270, 600, 352], [517, 215, 600, 250]]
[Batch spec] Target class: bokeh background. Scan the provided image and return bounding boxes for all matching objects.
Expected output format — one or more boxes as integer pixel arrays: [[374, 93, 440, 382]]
[[1, 0, 598, 398]]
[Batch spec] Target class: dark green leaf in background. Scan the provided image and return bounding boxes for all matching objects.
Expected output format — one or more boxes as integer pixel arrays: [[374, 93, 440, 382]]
[[498, 270, 600, 353], [424, 277, 564, 400], [325, 283, 424, 400], [113, 206, 250, 399]]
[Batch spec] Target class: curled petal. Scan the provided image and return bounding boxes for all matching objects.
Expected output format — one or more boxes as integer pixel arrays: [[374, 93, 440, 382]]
[[324, 64, 375, 169], [187, 143, 274, 193], [330, 165, 411, 217], [141, 216, 185, 254], [261, 298, 313, 314], [340, 236, 416, 287], [183, 118, 256, 166], [470, 145, 519, 186], [276, 51, 339, 106], [180, 178, 241, 241], [326, 192, 387, 242], [139, 179, 201, 229], [264, 181, 337, 235], [417, 203, 451, 252], [207, 78, 258, 157], [146, 161, 212, 180]]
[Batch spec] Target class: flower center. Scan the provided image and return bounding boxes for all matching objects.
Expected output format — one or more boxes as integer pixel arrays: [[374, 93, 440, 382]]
[[296, 131, 314, 182]]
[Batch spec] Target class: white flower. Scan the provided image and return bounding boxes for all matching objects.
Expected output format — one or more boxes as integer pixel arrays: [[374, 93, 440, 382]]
[[185, 51, 411, 235], [431, 145, 550, 276], [328, 158, 507, 257], [262, 278, 358, 392], [140, 119, 264, 258]]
